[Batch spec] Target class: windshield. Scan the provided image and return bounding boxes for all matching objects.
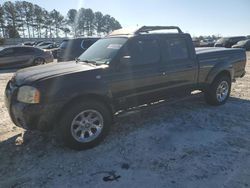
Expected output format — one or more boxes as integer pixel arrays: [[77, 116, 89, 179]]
[[217, 38, 228, 43], [60, 40, 69, 49], [237, 40, 247, 45], [78, 37, 127, 65]]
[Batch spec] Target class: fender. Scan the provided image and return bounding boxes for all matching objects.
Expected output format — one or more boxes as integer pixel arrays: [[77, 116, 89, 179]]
[[205, 61, 234, 84]]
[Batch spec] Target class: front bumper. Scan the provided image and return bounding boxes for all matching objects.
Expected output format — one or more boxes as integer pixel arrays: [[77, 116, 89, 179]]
[[5, 81, 64, 131]]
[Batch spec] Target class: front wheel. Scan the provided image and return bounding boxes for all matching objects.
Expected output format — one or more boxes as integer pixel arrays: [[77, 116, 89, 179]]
[[204, 75, 231, 106], [59, 101, 112, 150]]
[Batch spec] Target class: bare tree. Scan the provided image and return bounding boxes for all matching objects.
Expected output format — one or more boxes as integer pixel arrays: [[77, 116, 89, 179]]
[[3, 1, 20, 38], [94, 11, 104, 36], [1, 1, 122, 38], [84, 8, 95, 36], [67, 9, 77, 37], [33, 4, 44, 38], [0, 4, 5, 37], [15, 1, 26, 38], [50, 9, 64, 38]]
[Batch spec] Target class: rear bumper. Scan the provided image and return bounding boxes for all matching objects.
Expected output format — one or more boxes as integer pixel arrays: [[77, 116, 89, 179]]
[[5, 81, 64, 131]]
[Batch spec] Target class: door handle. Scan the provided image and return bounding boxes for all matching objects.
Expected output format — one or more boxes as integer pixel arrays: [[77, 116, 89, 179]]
[[162, 72, 167, 76]]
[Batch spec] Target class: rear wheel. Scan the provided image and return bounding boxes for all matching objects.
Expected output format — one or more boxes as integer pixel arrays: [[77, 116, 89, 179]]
[[33, 58, 45, 65], [204, 75, 231, 106], [59, 100, 112, 150]]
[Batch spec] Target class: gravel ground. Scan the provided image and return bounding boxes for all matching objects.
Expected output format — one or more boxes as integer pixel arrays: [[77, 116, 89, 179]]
[[0, 53, 250, 188]]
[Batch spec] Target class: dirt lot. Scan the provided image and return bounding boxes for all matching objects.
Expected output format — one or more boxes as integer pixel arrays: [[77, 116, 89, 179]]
[[0, 53, 250, 188]]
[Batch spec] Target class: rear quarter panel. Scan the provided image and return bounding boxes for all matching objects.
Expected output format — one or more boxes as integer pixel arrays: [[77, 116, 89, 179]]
[[196, 48, 246, 84]]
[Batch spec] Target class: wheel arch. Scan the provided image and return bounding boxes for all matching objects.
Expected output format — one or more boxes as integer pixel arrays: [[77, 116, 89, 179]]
[[206, 68, 233, 85], [54, 93, 114, 129], [213, 70, 232, 82], [33, 56, 45, 64]]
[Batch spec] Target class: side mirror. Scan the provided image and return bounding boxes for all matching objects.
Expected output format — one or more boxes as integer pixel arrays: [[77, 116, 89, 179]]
[[120, 56, 132, 66]]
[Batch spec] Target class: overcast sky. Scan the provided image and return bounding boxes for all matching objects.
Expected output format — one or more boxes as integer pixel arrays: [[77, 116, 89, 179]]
[[1, 0, 250, 36]]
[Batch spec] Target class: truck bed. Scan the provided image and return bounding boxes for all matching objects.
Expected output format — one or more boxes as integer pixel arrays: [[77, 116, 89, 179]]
[[196, 47, 244, 55], [195, 47, 246, 82]]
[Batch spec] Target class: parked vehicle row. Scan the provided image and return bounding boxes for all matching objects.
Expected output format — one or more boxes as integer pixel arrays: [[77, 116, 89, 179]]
[[0, 37, 101, 69], [20, 40, 57, 47], [20, 38, 101, 61], [193, 36, 250, 51], [232, 39, 250, 51], [0, 46, 53, 69], [199, 38, 215, 47], [214, 36, 247, 48], [5, 26, 247, 150], [193, 38, 216, 47]]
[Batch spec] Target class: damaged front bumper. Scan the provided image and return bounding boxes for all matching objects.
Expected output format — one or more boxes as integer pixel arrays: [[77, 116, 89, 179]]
[[5, 81, 64, 131]]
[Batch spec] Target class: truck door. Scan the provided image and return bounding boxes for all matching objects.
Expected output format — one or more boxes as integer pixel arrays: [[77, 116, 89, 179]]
[[159, 36, 198, 97], [108, 36, 164, 108]]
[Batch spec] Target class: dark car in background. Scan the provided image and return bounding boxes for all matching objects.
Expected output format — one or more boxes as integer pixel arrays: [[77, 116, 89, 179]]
[[214, 36, 246, 48], [0, 46, 53, 69], [20, 41, 35, 46], [33, 41, 44, 46], [199, 38, 215, 47], [20, 41, 44, 46], [232, 39, 250, 51], [36, 42, 56, 48], [37, 42, 59, 58], [38, 43, 58, 50], [57, 37, 100, 62], [192, 37, 200, 47]]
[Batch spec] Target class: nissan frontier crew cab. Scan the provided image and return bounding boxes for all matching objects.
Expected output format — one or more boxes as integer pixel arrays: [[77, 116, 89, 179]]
[[5, 26, 247, 150]]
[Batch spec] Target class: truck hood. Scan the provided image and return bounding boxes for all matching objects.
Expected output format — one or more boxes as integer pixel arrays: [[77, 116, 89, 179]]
[[13, 61, 101, 86]]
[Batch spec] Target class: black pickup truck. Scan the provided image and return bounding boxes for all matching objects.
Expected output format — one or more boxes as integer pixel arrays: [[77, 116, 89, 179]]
[[5, 26, 247, 150]]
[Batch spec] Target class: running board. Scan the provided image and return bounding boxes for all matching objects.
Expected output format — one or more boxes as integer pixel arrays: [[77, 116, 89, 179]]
[[115, 91, 203, 119]]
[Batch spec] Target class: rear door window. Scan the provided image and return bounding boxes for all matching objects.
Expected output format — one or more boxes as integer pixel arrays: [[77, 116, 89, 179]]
[[0, 48, 15, 57], [14, 47, 34, 55], [128, 38, 160, 65], [81, 39, 96, 49], [60, 40, 69, 49], [165, 38, 189, 61]]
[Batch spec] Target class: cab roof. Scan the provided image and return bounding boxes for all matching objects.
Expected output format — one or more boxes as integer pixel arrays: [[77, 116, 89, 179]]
[[108, 26, 184, 38]]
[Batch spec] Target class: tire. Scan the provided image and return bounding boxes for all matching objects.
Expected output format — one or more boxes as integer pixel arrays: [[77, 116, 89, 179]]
[[59, 100, 112, 150], [33, 58, 45, 65], [204, 74, 231, 106]]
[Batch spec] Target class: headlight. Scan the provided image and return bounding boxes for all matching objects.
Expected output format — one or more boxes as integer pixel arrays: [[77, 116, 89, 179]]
[[17, 86, 40, 104]]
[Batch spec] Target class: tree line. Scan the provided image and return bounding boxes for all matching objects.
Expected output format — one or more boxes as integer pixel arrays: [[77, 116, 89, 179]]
[[0, 1, 122, 38]]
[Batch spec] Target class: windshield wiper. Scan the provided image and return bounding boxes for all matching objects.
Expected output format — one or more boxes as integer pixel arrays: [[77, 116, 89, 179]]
[[77, 59, 97, 66], [75, 58, 80, 63]]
